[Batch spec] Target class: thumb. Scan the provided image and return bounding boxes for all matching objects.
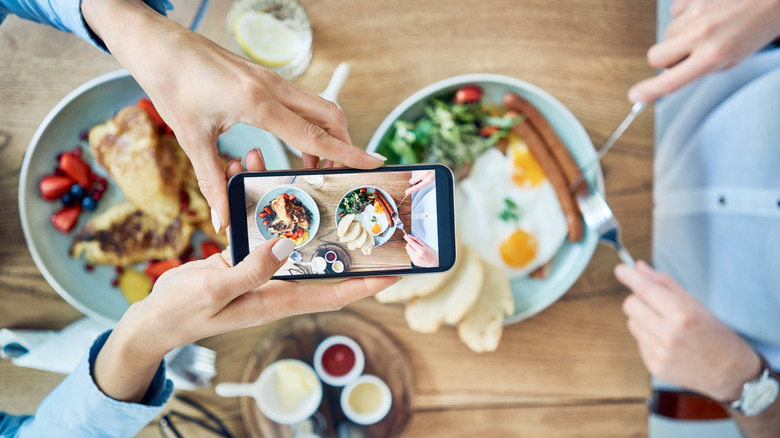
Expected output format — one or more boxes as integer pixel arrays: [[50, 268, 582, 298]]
[[217, 238, 295, 295], [180, 131, 229, 231]]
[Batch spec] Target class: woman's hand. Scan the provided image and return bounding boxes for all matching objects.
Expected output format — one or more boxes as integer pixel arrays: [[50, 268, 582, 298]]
[[629, 0, 780, 102], [94, 149, 398, 403], [82, 0, 386, 231], [404, 235, 438, 267], [615, 261, 761, 402], [405, 170, 435, 195]]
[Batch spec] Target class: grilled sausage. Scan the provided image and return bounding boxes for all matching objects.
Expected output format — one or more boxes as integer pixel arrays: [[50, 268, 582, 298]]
[[503, 93, 580, 186], [511, 120, 583, 242], [373, 190, 395, 223]]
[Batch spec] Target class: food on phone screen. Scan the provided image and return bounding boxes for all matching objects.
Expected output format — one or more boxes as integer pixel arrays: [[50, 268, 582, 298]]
[[258, 191, 313, 246]]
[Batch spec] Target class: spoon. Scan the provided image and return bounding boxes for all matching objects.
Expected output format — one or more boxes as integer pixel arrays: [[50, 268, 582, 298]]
[[284, 62, 351, 158]]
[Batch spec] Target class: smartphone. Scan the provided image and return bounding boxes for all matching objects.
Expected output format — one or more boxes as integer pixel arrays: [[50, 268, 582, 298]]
[[228, 164, 456, 279]]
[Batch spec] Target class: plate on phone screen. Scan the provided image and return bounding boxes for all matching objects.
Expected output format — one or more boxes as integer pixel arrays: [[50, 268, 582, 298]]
[[19, 69, 290, 324]]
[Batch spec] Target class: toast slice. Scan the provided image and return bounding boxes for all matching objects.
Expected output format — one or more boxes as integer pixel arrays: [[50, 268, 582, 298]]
[[405, 246, 484, 333], [457, 262, 514, 353], [340, 221, 362, 243], [348, 229, 369, 250], [360, 233, 375, 255], [375, 267, 455, 304], [337, 214, 356, 237]]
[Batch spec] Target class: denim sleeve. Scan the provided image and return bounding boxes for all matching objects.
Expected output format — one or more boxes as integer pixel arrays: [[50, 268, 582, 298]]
[[0, 330, 174, 438], [0, 0, 173, 52]]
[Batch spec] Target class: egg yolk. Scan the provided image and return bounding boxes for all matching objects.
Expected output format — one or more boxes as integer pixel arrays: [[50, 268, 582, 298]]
[[509, 137, 546, 188], [500, 230, 538, 268], [371, 223, 382, 234], [374, 201, 384, 214]]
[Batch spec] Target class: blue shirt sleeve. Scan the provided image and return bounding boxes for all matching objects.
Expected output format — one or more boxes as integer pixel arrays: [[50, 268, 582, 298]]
[[0, 0, 173, 52], [0, 330, 173, 438]]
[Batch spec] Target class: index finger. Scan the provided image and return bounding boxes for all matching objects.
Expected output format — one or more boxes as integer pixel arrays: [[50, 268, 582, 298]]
[[248, 104, 386, 169], [614, 264, 684, 318], [628, 51, 715, 102]]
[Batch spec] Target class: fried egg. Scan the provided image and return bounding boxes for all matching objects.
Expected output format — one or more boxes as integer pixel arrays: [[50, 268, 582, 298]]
[[359, 201, 389, 236], [456, 134, 568, 279]]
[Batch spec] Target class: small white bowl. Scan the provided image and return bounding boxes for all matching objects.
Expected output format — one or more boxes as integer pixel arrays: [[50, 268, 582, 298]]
[[312, 335, 364, 387], [216, 359, 322, 425], [340, 375, 392, 425]]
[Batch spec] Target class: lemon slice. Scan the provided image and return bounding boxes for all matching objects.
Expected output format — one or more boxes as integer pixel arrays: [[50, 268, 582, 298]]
[[234, 11, 302, 67]]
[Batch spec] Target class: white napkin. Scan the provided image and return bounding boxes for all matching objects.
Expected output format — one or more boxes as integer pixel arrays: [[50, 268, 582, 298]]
[[0, 317, 209, 390]]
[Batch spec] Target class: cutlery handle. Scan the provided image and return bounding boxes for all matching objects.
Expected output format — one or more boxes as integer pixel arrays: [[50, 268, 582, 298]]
[[215, 382, 255, 398], [320, 62, 350, 104], [616, 246, 636, 267]]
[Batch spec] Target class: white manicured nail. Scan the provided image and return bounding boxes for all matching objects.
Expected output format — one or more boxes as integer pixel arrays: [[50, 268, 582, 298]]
[[211, 208, 222, 234], [367, 151, 387, 161], [271, 238, 295, 262]]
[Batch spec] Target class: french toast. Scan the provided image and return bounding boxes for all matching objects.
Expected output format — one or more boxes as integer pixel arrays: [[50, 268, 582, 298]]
[[70, 202, 194, 266], [89, 106, 182, 225]]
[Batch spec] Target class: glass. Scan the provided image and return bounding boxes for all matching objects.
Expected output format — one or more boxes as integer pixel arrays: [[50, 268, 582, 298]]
[[158, 394, 234, 438], [226, 0, 313, 80]]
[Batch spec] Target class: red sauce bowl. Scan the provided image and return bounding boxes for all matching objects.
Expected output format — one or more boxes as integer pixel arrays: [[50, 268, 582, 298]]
[[313, 335, 365, 387]]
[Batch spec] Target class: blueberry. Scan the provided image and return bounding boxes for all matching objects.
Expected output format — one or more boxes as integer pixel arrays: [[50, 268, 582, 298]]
[[82, 196, 97, 211], [61, 193, 75, 206], [69, 184, 86, 199]]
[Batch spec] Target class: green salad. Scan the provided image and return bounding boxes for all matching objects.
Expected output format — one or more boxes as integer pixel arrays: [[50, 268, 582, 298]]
[[376, 86, 522, 175]]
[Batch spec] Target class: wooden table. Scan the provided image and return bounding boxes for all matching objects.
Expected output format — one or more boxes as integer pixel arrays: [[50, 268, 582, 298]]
[[0, 0, 656, 436]]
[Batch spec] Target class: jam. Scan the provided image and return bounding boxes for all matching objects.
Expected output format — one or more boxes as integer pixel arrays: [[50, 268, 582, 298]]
[[321, 343, 356, 377]]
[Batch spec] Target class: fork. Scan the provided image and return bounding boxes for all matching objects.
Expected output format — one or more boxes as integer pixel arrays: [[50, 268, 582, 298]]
[[576, 188, 636, 267], [391, 192, 410, 236], [166, 343, 217, 389]]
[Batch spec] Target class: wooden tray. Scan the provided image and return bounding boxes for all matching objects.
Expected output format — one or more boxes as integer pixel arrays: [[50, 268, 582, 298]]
[[239, 311, 413, 437]]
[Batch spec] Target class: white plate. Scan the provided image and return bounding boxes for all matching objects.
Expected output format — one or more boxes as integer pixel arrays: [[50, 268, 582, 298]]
[[366, 73, 604, 324], [255, 186, 319, 248], [19, 70, 290, 325]]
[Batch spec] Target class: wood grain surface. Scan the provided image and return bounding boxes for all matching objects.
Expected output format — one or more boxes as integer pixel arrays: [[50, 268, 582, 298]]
[[0, 0, 656, 436]]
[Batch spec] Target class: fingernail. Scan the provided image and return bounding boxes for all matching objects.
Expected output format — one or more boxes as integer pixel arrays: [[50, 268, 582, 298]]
[[628, 88, 642, 103], [271, 238, 295, 262], [367, 151, 387, 162], [211, 208, 222, 234], [614, 264, 629, 278]]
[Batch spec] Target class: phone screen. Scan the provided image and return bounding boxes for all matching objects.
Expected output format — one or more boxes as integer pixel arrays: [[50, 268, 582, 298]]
[[228, 164, 456, 279]]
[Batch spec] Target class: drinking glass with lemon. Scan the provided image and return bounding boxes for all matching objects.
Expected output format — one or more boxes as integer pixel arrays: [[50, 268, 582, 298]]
[[227, 0, 313, 80]]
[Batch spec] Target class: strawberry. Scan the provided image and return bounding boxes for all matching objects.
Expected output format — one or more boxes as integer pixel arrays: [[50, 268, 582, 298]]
[[454, 85, 483, 104], [144, 258, 181, 283], [51, 206, 81, 234], [40, 175, 75, 201], [137, 98, 166, 129], [201, 241, 222, 259], [58, 153, 91, 188]]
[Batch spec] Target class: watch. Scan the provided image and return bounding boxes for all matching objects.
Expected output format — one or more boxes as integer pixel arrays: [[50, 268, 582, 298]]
[[730, 357, 780, 416]]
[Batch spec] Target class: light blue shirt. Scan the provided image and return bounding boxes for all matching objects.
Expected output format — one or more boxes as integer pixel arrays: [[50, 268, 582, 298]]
[[653, 3, 780, 371], [0, 331, 173, 437], [0, 0, 172, 52], [0, 1, 175, 436]]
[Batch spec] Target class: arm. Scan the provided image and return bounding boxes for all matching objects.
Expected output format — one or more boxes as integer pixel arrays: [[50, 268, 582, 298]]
[[629, 0, 780, 102], [616, 261, 780, 437], [80, 0, 385, 231]]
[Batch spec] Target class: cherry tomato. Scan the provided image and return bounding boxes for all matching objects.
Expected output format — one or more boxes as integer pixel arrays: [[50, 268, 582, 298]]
[[454, 85, 483, 104], [359, 188, 367, 193], [480, 125, 500, 137]]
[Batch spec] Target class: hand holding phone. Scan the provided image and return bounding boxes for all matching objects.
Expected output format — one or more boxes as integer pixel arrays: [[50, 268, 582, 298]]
[[228, 164, 456, 279]]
